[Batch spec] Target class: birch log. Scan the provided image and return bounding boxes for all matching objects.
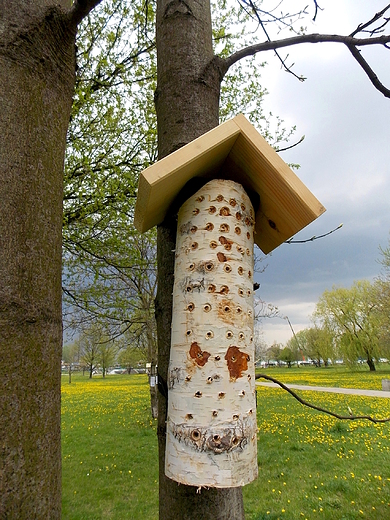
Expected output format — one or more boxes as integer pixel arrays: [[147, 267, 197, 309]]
[[165, 179, 258, 488]]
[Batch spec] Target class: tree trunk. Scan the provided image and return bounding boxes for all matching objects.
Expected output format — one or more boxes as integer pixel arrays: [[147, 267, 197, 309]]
[[0, 3, 76, 518], [155, 0, 245, 516], [367, 356, 376, 372]]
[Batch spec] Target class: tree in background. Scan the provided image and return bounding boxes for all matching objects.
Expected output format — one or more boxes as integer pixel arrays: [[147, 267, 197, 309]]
[[278, 346, 296, 368], [314, 281, 380, 371], [2, 1, 390, 517], [375, 236, 390, 356]]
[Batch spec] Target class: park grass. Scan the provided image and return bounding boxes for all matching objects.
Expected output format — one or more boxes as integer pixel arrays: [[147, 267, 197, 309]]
[[62, 369, 390, 519]]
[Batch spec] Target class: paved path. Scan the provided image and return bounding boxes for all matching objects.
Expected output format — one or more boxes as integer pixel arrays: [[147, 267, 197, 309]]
[[256, 382, 390, 398]]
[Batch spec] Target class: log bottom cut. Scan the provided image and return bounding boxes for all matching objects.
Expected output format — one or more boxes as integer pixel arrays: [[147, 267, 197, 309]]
[[165, 179, 258, 488]]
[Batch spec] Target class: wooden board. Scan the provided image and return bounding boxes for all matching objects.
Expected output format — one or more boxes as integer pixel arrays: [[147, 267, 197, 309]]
[[134, 114, 325, 254]]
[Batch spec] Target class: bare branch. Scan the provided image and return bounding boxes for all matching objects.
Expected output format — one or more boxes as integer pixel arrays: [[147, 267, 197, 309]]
[[285, 223, 343, 244], [256, 373, 390, 424], [275, 134, 305, 152], [347, 43, 390, 98], [224, 33, 390, 70], [221, 32, 390, 98], [350, 4, 390, 37], [312, 1, 323, 22]]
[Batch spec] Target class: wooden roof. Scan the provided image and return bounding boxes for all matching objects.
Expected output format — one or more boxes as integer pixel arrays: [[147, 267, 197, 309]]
[[134, 114, 325, 254]]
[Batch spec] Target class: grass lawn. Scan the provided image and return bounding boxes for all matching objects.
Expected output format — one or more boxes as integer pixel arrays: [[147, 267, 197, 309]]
[[62, 367, 390, 519]]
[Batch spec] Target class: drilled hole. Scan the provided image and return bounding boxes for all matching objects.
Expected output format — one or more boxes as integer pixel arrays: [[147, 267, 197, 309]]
[[203, 303, 211, 313], [250, 336, 253, 342], [219, 223, 229, 232], [190, 226, 197, 233], [186, 413, 193, 420], [246, 354, 250, 361], [216, 194, 224, 202], [220, 285, 229, 294], [248, 409, 253, 415], [236, 212, 242, 221], [247, 289, 251, 296], [220, 206, 230, 216], [237, 246, 245, 255], [186, 285, 193, 292], [185, 375, 192, 382], [205, 222, 214, 231], [212, 410, 218, 417], [229, 198, 237, 207], [188, 263, 195, 271], [193, 208, 200, 216], [240, 390, 245, 396], [241, 203, 246, 211], [187, 303, 195, 312], [233, 414, 239, 421], [190, 242, 198, 250], [224, 305, 230, 313], [206, 331, 214, 339], [245, 216, 251, 226], [238, 288, 244, 296], [215, 355, 221, 361], [246, 232, 251, 240], [186, 329, 192, 336], [205, 262, 214, 271], [210, 240, 218, 249], [191, 429, 201, 440], [196, 195, 204, 202], [223, 264, 232, 273], [208, 206, 216, 214], [238, 267, 244, 275], [239, 332, 245, 340], [247, 374, 251, 381], [248, 309, 253, 316], [226, 331, 233, 339], [207, 376, 213, 384], [235, 226, 241, 235], [218, 392, 226, 399], [236, 307, 242, 314], [248, 270, 252, 278], [246, 248, 250, 256], [208, 284, 216, 293], [232, 436, 239, 445], [213, 434, 220, 442], [194, 391, 202, 398]]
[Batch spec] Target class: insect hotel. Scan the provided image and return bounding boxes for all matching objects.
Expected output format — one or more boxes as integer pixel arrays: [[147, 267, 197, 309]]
[[134, 114, 325, 488]]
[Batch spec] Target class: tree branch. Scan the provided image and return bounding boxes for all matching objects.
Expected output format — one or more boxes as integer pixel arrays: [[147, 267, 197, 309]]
[[285, 223, 343, 244], [221, 33, 390, 97], [256, 373, 390, 424], [347, 43, 390, 98], [69, 0, 104, 27]]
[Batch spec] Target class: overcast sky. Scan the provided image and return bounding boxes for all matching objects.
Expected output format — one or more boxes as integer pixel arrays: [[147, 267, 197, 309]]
[[252, 0, 390, 346]]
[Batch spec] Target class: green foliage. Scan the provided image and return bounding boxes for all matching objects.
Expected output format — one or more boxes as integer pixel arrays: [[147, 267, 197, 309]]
[[314, 281, 381, 370], [375, 235, 390, 354], [62, 0, 298, 353], [63, 0, 157, 344]]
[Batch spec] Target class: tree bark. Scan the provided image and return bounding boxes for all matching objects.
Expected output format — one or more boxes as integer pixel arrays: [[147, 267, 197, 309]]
[[155, 0, 245, 516], [0, 3, 76, 517]]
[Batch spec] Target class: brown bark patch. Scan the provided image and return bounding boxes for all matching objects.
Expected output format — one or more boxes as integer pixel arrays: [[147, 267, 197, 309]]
[[225, 346, 250, 381], [189, 342, 210, 367]]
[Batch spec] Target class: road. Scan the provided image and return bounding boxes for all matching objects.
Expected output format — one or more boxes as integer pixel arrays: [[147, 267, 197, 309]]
[[256, 382, 390, 398]]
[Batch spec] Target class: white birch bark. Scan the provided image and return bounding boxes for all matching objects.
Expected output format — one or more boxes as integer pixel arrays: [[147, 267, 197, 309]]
[[165, 179, 258, 488]]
